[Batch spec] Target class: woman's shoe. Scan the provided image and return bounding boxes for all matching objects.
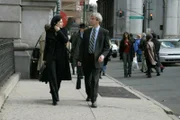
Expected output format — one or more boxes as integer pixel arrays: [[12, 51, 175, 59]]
[[124, 75, 128, 78], [52, 100, 57, 106], [161, 68, 164, 72]]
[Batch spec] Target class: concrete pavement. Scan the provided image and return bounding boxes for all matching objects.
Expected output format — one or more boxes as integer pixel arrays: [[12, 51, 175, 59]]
[[0, 75, 178, 120]]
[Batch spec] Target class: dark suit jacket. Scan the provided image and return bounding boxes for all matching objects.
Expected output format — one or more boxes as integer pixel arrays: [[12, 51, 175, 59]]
[[79, 27, 110, 69]]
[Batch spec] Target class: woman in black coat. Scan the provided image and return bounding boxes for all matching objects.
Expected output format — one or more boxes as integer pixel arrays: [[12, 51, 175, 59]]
[[43, 15, 71, 105]]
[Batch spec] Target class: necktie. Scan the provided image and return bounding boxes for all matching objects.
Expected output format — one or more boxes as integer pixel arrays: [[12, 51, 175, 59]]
[[89, 28, 96, 54]]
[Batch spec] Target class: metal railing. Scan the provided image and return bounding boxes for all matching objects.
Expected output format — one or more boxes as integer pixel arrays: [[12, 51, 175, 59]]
[[0, 39, 15, 87]]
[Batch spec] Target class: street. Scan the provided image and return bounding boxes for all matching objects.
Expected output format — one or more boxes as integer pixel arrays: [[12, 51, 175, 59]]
[[106, 57, 180, 116]]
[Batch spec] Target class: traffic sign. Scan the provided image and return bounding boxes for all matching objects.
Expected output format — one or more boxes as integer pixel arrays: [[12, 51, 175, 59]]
[[129, 16, 144, 19]]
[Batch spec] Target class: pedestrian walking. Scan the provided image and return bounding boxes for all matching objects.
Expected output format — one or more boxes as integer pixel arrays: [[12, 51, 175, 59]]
[[37, 24, 50, 72], [43, 15, 72, 105], [78, 12, 110, 108], [100, 41, 112, 78], [151, 32, 164, 73], [69, 32, 77, 75], [120, 32, 135, 78], [139, 33, 147, 73], [144, 34, 160, 78], [71, 23, 86, 89], [134, 34, 142, 62]]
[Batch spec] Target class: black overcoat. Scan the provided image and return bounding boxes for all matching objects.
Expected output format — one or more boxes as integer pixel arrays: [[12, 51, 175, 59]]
[[43, 28, 71, 81]]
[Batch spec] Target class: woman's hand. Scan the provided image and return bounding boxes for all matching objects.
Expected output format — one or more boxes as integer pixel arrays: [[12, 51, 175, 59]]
[[54, 25, 60, 32]]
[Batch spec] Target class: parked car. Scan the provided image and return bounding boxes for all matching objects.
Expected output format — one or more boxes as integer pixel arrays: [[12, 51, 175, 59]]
[[111, 43, 118, 58], [159, 39, 180, 64]]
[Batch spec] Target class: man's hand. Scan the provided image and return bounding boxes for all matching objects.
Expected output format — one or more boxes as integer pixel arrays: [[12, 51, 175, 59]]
[[98, 55, 104, 63], [77, 61, 82, 66]]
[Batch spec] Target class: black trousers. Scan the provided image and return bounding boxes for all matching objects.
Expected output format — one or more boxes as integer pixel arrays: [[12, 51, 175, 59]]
[[83, 54, 100, 103], [146, 59, 159, 77], [48, 60, 62, 102]]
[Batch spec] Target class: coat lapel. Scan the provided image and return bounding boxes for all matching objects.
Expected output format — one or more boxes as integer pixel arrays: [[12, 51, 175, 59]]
[[86, 28, 92, 50], [95, 27, 102, 51]]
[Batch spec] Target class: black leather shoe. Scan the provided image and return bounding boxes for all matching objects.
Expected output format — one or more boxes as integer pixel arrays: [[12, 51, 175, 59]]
[[91, 101, 97, 108], [124, 75, 128, 78], [86, 97, 91, 101], [52, 100, 57, 106], [157, 73, 160, 76], [102, 72, 105, 76], [147, 75, 152, 78]]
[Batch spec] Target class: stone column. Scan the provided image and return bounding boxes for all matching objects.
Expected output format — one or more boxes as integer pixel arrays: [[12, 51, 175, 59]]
[[177, 0, 180, 37], [14, 0, 57, 79], [128, 0, 143, 35], [126, 0, 131, 33], [164, 0, 179, 38], [0, 0, 21, 39], [21, 0, 57, 47]]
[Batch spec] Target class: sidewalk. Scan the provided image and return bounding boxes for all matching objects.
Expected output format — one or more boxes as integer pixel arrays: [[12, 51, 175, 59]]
[[0, 75, 178, 120]]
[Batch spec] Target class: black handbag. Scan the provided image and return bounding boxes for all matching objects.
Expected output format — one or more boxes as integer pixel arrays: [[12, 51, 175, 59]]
[[30, 36, 41, 79], [32, 36, 41, 60], [39, 63, 48, 84]]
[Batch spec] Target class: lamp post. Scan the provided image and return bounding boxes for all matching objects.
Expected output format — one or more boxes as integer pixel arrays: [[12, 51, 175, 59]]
[[162, 0, 166, 38], [83, 0, 86, 23], [146, 0, 152, 29], [56, 0, 60, 15]]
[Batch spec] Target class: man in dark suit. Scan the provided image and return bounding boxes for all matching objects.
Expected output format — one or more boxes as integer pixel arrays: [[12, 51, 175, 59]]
[[78, 12, 110, 108]]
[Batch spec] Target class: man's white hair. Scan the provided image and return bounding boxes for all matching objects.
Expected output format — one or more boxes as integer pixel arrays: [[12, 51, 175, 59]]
[[90, 12, 103, 22]]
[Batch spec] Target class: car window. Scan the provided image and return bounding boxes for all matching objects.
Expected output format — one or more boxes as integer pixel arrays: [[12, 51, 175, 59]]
[[161, 41, 180, 48]]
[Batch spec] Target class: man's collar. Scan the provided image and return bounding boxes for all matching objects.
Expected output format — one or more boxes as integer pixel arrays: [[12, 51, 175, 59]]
[[93, 25, 100, 30]]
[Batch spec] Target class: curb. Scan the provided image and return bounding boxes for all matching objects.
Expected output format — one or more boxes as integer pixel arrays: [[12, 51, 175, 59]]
[[105, 74, 179, 119], [0, 73, 20, 109]]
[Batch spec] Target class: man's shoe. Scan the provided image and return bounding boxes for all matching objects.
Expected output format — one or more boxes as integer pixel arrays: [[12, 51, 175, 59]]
[[86, 97, 91, 101], [124, 75, 128, 78], [102, 72, 105, 76], [157, 73, 160, 76], [91, 101, 97, 108], [147, 75, 152, 78]]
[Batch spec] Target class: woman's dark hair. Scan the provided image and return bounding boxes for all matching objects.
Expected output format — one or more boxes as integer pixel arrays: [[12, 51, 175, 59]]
[[151, 32, 157, 38], [146, 33, 153, 41], [50, 15, 62, 28], [122, 32, 130, 41]]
